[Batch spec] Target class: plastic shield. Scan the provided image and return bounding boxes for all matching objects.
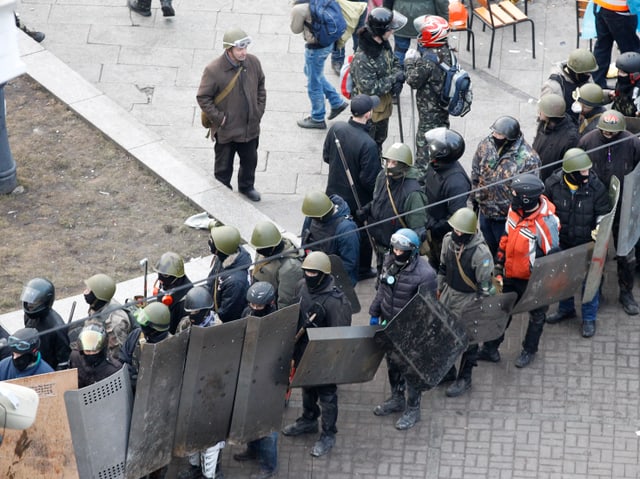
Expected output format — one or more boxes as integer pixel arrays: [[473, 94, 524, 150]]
[[512, 242, 594, 315], [172, 319, 246, 456], [0, 369, 78, 477], [228, 305, 299, 444], [65, 366, 132, 479], [616, 163, 640, 257], [583, 175, 620, 303], [374, 291, 468, 390], [456, 292, 518, 344], [290, 325, 386, 387], [329, 254, 361, 313], [125, 330, 189, 478]]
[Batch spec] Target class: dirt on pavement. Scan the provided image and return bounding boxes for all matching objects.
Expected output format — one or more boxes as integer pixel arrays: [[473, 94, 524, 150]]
[[0, 75, 210, 314]]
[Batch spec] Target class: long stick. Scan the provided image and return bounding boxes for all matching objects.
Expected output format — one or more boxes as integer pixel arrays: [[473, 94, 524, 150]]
[[410, 88, 417, 155], [396, 94, 404, 143]]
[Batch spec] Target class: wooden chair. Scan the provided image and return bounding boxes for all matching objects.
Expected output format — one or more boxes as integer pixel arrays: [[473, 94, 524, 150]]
[[576, 0, 594, 50], [469, 0, 535, 68]]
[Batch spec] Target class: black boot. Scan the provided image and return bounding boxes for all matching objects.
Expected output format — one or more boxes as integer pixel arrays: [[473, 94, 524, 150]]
[[373, 391, 405, 416], [128, 0, 152, 16], [446, 377, 471, 397], [15, 14, 45, 42], [160, 0, 175, 17], [438, 365, 457, 385]]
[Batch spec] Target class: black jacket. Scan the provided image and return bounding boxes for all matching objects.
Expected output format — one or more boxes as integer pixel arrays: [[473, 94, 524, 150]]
[[324, 118, 380, 214], [160, 275, 193, 335], [25, 309, 70, 370], [207, 247, 251, 322], [423, 161, 471, 241], [532, 115, 579, 183], [544, 169, 611, 249], [69, 350, 123, 389]]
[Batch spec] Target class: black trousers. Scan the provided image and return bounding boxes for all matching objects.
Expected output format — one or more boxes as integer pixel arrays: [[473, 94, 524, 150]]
[[302, 384, 338, 435], [213, 137, 258, 191]]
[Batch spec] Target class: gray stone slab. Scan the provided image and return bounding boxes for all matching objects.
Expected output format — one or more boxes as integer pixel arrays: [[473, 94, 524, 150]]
[[42, 43, 120, 66], [100, 63, 178, 86], [118, 46, 195, 69], [48, 5, 133, 25]]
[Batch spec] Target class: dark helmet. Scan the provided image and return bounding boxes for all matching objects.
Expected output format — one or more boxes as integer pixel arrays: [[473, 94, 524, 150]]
[[8, 328, 40, 355], [424, 127, 465, 164], [250, 221, 282, 249], [615, 51, 640, 74], [390, 228, 420, 252], [302, 251, 332, 274], [246, 282, 276, 306], [490, 116, 520, 141], [448, 208, 477, 234], [154, 252, 185, 278], [562, 148, 592, 173], [84, 274, 116, 302], [21, 278, 55, 316], [78, 321, 107, 353], [367, 7, 407, 37], [511, 174, 544, 204], [184, 286, 214, 313], [137, 302, 171, 332], [597, 110, 626, 133]]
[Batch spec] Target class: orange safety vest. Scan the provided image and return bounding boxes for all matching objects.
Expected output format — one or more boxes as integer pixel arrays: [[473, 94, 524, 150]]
[[594, 0, 630, 12]]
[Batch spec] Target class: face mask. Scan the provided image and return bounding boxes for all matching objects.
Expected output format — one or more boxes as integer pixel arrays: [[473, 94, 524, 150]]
[[84, 291, 97, 306], [571, 101, 583, 114], [452, 232, 473, 245], [393, 250, 412, 264], [189, 309, 209, 325], [82, 350, 106, 367], [249, 305, 271, 317], [141, 325, 167, 343], [386, 163, 408, 179], [566, 171, 589, 185], [492, 137, 507, 149], [304, 272, 325, 292], [158, 274, 176, 288], [13, 353, 36, 371]]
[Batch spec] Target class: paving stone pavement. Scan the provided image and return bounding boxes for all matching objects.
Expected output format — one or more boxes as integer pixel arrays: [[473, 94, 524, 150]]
[[10, 0, 640, 477]]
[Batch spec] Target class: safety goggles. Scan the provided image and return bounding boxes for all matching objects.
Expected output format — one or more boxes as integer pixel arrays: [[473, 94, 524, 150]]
[[390, 232, 414, 250], [231, 36, 252, 49], [8, 336, 33, 352]]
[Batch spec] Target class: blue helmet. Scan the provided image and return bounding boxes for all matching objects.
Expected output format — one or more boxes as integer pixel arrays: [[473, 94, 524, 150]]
[[390, 228, 420, 252]]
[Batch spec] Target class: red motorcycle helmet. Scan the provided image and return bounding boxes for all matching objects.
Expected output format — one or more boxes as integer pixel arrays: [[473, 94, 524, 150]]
[[415, 15, 450, 48]]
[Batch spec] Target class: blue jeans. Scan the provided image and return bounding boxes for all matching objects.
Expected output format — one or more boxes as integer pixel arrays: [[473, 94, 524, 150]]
[[304, 45, 344, 121], [479, 213, 506, 257], [557, 280, 599, 322], [247, 431, 278, 473], [331, 7, 367, 66]]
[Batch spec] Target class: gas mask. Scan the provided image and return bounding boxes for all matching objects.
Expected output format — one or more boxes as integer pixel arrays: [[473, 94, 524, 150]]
[[571, 101, 583, 114]]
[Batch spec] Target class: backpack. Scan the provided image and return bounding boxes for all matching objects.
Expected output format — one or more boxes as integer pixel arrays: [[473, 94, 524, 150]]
[[307, 0, 347, 48], [340, 54, 353, 99], [425, 51, 473, 117]]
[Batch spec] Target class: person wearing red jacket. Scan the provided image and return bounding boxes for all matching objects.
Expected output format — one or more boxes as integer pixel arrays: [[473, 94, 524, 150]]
[[477, 174, 560, 368]]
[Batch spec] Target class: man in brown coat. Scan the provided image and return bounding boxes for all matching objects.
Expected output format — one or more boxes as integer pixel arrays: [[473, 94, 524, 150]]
[[197, 27, 266, 202]]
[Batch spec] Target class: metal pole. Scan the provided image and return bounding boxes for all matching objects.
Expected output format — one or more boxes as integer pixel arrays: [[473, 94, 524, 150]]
[[396, 93, 404, 143], [0, 84, 17, 194]]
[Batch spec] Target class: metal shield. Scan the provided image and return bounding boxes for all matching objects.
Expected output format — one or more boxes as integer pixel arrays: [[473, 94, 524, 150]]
[[329, 254, 361, 313], [374, 291, 468, 391], [172, 319, 246, 456], [616, 163, 640, 257], [583, 176, 620, 303], [125, 330, 189, 479], [65, 366, 132, 479], [0, 369, 78, 478], [456, 292, 519, 344], [512, 242, 594, 314], [290, 325, 386, 388], [228, 305, 299, 444]]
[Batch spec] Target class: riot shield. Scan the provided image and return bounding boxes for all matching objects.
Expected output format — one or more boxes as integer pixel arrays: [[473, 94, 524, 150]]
[[329, 254, 361, 313], [0, 369, 78, 478], [512, 242, 593, 315], [374, 291, 468, 390], [65, 366, 132, 479], [172, 319, 246, 456], [228, 305, 299, 444], [583, 176, 620, 303], [616, 163, 640, 257], [290, 325, 386, 387], [456, 292, 518, 344], [125, 330, 189, 479]]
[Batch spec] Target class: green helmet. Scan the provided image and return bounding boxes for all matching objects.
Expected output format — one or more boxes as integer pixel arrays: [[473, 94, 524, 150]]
[[382, 143, 413, 166], [137, 302, 171, 332], [572, 83, 605, 107], [447, 208, 478, 234], [562, 148, 592, 172], [84, 274, 116, 302], [301, 191, 334, 218], [538, 93, 566, 118], [210, 225, 241, 256], [302, 251, 332, 274], [250, 221, 282, 249], [567, 48, 598, 74], [597, 110, 626, 132], [222, 28, 251, 49], [154, 252, 185, 278]]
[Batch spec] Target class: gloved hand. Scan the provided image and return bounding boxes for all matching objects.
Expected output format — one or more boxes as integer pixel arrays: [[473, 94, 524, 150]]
[[493, 264, 504, 288], [391, 80, 403, 96], [405, 48, 420, 61], [369, 316, 380, 325], [306, 303, 326, 328], [395, 71, 406, 84], [591, 224, 600, 241], [354, 207, 368, 223]]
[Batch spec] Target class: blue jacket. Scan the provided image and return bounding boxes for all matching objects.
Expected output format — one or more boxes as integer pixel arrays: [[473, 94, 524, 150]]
[[0, 353, 54, 381], [302, 194, 360, 285]]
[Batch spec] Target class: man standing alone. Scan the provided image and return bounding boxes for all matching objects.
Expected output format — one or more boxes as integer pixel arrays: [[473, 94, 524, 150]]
[[197, 28, 266, 202]]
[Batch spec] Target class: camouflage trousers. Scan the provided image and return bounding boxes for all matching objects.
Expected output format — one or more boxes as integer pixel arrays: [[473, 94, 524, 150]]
[[414, 115, 449, 179]]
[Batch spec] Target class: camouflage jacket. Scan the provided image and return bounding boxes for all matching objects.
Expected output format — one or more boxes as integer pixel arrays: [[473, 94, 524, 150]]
[[351, 27, 402, 121], [404, 44, 450, 122], [471, 135, 541, 220]]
